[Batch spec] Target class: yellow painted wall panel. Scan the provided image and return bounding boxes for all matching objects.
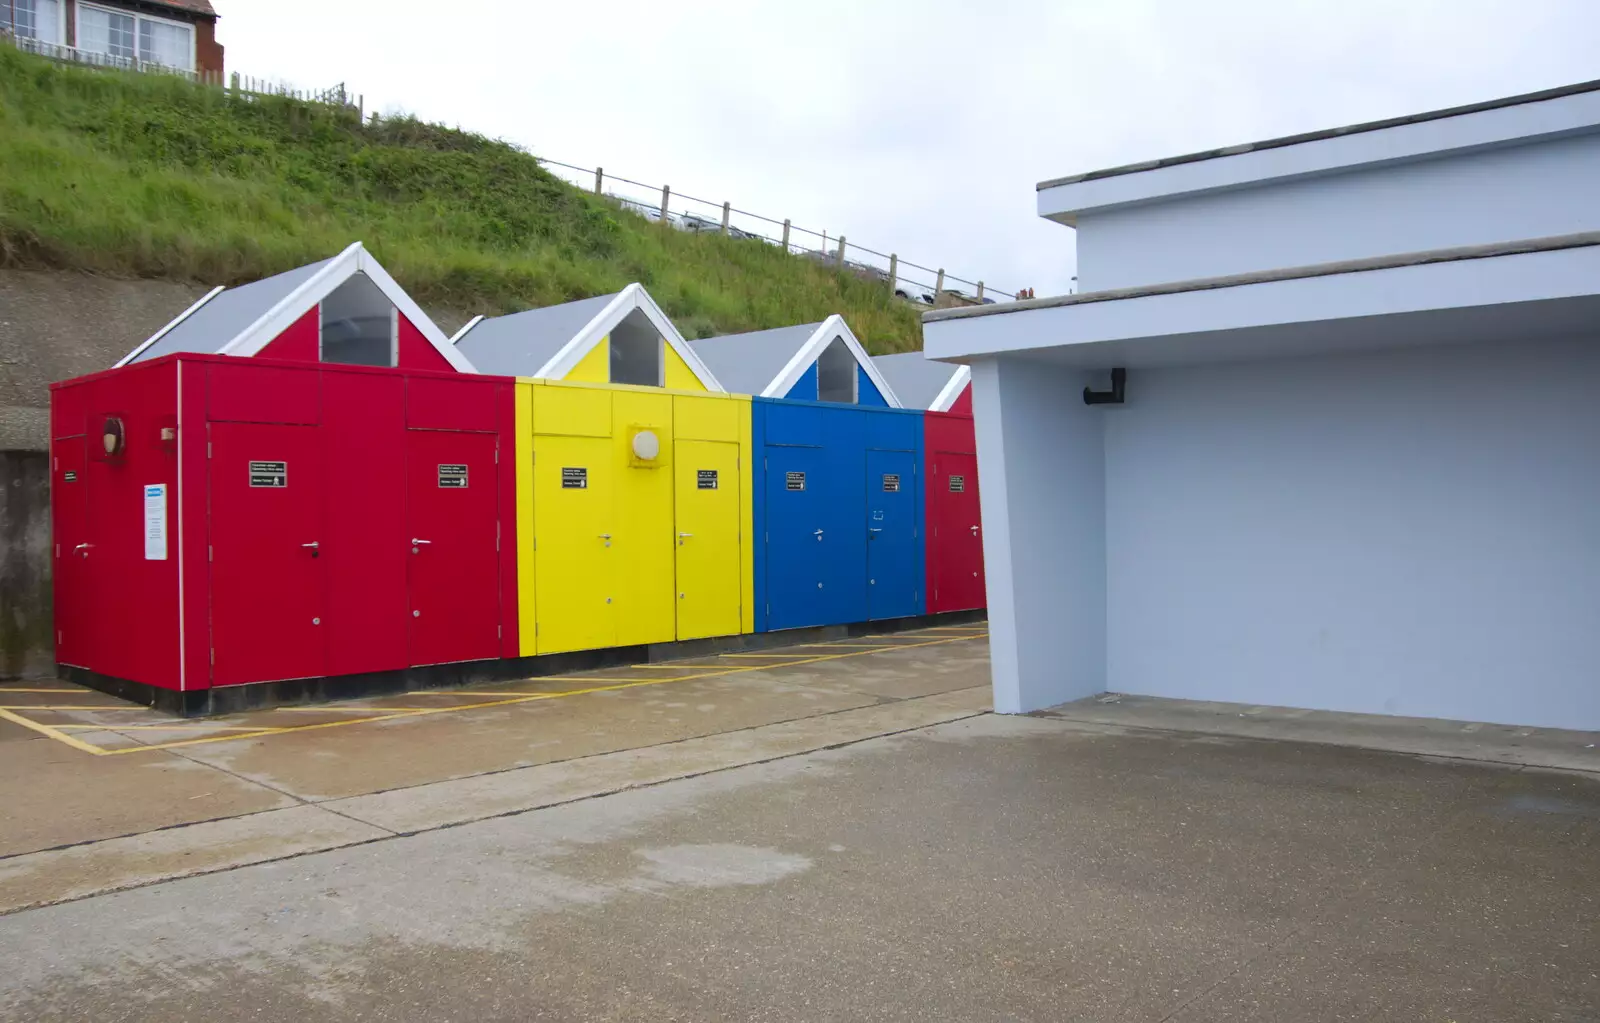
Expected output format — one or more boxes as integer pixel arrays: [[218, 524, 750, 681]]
[[673, 438, 743, 639], [531, 379, 611, 437], [611, 389, 676, 647], [564, 336, 610, 383], [675, 392, 742, 441], [738, 396, 755, 634], [531, 427, 619, 655], [664, 344, 708, 392]]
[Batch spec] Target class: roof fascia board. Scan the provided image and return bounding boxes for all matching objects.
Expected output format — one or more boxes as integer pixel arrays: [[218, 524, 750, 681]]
[[762, 315, 904, 407], [356, 249, 478, 372], [537, 284, 726, 390], [217, 242, 476, 372], [634, 284, 725, 392], [115, 284, 224, 367], [217, 241, 361, 357], [534, 289, 635, 379], [921, 242, 1600, 363], [928, 363, 972, 412], [450, 314, 485, 344], [1037, 88, 1600, 226]]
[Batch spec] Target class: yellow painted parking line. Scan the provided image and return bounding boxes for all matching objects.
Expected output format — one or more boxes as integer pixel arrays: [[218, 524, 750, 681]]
[[14, 633, 984, 757], [717, 652, 816, 659], [52, 723, 293, 732], [0, 704, 154, 712], [0, 707, 112, 755], [627, 664, 739, 670], [0, 687, 88, 693]]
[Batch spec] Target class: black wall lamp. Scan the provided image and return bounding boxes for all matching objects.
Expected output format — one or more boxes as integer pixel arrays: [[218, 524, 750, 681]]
[[1083, 368, 1127, 406]]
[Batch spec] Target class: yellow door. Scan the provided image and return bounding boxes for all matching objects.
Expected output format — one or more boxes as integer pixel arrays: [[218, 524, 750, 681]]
[[611, 389, 676, 647], [532, 434, 616, 654], [673, 439, 743, 640]]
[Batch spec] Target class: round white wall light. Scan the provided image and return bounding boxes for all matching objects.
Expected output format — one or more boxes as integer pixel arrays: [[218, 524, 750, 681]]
[[631, 429, 660, 461]]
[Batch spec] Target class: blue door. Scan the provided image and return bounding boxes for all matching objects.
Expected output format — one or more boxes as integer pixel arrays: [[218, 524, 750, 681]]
[[866, 449, 922, 620], [764, 442, 863, 629]]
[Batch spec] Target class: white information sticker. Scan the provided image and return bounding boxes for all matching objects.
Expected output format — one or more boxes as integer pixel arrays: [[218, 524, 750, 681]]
[[144, 483, 168, 561]]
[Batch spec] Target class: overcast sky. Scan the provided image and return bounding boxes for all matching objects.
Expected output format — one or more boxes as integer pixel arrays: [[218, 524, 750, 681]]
[[221, 0, 1599, 299]]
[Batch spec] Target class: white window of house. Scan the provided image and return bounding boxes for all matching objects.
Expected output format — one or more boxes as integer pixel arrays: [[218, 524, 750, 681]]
[[9, 0, 63, 44], [77, 3, 192, 70]]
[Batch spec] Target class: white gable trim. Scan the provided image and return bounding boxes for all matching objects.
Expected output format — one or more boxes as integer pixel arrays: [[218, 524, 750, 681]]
[[535, 283, 725, 391], [449, 315, 485, 344], [929, 363, 972, 412], [115, 285, 224, 368], [764, 315, 904, 407], [213, 242, 476, 372]]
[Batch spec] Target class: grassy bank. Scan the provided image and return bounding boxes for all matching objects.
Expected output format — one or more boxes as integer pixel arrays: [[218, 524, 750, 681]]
[[0, 46, 921, 350]]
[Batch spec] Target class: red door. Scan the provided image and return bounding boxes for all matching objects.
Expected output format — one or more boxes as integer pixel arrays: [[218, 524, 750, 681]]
[[209, 422, 326, 685], [930, 451, 986, 612], [406, 430, 500, 666], [52, 437, 93, 668]]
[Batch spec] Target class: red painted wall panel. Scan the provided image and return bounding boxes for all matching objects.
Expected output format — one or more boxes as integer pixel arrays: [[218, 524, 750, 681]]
[[924, 409, 986, 613], [177, 360, 211, 690], [254, 307, 320, 363], [66, 361, 183, 688], [496, 382, 520, 658], [397, 312, 455, 373], [407, 375, 499, 433], [322, 370, 410, 676], [208, 359, 321, 425], [946, 383, 972, 416]]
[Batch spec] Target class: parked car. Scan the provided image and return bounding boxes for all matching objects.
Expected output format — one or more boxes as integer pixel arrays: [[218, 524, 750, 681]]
[[676, 213, 722, 233], [894, 286, 934, 306]]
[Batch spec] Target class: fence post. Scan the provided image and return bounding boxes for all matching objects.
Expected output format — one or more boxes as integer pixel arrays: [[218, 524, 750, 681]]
[[358, 94, 364, 120], [836, 235, 847, 269], [229, 71, 238, 97], [594, 167, 604, 194], [660, 184, 671, 225], [781, 219, 791, 252], [721, 201, 731, 236], [976, 281, 985, 302], [935, 268, 946, 299], [887, 254, 898, 294]]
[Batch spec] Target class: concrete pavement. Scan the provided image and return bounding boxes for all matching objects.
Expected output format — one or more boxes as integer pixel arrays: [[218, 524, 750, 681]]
[[2, 711, 1596, 1021]]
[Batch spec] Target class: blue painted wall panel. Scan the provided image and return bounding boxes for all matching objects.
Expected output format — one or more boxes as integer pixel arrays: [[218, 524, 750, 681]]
[[754, 398, 926, 631], [782, 363, 818, 402], [857, 367, 889, 407]]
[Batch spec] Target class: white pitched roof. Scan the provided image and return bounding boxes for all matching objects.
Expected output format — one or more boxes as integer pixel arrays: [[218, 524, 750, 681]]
[[452, 283, 723, 391], [686, 314, 902, 405], [117, 242, 475, 372]]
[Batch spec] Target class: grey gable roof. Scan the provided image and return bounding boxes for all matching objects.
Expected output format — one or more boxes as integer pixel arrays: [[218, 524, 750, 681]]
[[454, 292, 620, 377], [871, 351, 959, 410], [684, 322, 823, 396], [129, 258, 333, 363]]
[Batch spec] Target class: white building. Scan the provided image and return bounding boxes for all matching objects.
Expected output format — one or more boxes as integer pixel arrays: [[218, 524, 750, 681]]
[[924, 80, 1600, 729]]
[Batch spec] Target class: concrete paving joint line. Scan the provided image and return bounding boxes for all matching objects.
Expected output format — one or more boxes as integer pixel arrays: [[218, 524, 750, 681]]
[[0, 690, 991, 916]]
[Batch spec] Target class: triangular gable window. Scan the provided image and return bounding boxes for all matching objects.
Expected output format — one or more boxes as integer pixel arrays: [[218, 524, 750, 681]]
[[321, 272, 396, 367], [609, 306, 663, 386], [816, 335, 858, 403]]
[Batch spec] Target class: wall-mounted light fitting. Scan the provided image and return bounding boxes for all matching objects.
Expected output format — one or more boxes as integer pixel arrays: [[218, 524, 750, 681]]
[[1083, 368, 1127, 406], [101, 416, 126, 455]]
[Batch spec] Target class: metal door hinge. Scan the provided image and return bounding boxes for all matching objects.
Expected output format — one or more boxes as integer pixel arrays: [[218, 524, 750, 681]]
[[210, 649, 215, 665], [495, 447, 499, 464], [498, 625, 502, 638], [207, 442, 212, 457], [208, 545, 213, 561]]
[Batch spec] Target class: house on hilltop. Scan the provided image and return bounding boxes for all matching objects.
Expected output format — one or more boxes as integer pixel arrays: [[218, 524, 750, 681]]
[[3, 0, 224, 80]]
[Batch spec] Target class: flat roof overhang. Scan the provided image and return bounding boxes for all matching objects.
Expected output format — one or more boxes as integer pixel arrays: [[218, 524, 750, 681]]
[[922, 234, 1600, 370], [1035, 85, 1600, 227]]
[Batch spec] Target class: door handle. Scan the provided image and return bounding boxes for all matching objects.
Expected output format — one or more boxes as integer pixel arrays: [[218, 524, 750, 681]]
[[598, 533, 612, 540], [677, 532, 693, 545], [301, 542, 319, 550], [74, 542, 93, 558], [411, 538, 431, 545], [970, 525, 980, 532], [813, 529, 824, 539]]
